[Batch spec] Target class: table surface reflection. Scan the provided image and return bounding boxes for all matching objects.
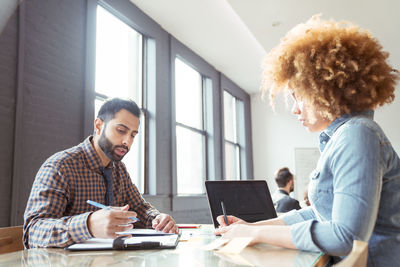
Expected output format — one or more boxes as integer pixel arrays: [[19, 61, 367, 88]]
[[0, 225, 323, 267]]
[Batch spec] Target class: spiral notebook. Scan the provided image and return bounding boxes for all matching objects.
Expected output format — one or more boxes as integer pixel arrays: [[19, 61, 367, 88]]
[[66, 233, 179, 251]]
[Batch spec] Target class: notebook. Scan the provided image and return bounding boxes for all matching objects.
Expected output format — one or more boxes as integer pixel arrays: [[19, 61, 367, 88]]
[[66, 233, 179, 251], [205, 180, 277, 227]]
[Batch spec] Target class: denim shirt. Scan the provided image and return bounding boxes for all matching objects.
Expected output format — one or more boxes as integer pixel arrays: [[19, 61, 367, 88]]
[[282, 110, 400, 267]]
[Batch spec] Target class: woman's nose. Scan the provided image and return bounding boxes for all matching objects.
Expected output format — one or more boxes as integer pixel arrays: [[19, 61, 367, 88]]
[[291, 101, 301, 115]]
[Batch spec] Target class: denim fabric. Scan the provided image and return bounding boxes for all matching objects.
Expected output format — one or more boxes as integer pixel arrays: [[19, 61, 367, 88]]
[[282, 110, 400, 267]]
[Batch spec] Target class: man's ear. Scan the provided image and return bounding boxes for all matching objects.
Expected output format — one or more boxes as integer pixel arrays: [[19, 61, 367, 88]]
[[94, 118, 104, 136]]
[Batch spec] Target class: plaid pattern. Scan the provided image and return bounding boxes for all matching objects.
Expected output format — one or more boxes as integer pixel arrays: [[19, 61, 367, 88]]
[[23, 136, 159, 248]]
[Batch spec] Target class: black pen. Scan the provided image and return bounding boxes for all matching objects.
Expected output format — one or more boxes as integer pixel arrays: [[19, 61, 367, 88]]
[[220, 201, 229, 226]]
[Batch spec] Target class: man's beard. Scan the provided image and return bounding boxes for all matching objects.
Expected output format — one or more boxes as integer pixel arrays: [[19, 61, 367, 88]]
[[98, 129, 129, 162]]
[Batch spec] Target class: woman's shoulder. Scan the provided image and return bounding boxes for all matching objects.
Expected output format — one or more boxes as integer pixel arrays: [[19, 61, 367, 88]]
[[336, 115, 387, 142]]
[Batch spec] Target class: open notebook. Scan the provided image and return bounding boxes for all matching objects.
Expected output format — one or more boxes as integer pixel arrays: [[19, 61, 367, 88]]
[[66, 229, 179, 251]]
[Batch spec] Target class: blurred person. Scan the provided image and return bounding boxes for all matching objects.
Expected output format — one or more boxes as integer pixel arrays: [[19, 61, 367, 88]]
[[271, 167, 301, 213], [303, 186, 310, 207]]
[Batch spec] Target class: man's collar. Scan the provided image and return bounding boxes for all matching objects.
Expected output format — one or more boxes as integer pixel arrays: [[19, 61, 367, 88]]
[[278, 189, 289, 196], [81, 136, 113, 172]]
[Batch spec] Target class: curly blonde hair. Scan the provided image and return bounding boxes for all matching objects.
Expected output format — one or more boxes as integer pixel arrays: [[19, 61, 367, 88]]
[[261, 14, 399, 120]]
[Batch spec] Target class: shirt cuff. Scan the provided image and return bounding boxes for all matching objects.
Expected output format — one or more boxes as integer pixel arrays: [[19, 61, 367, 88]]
[[144, 210, 160, 227], [290, 220, 321, 252], [68, 212, 93, 243], [281, 206, 316, 225], [281, 210, 306, 225]]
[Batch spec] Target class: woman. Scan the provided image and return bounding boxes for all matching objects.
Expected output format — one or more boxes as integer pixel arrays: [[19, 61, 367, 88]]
[[215, 15, 400, 266]]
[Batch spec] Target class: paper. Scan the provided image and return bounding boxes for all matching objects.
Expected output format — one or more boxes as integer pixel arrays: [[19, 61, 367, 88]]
[[115, 229, 175, 236], [218, 237, 253, 254], [202, 238, 230, 251], [67, 238, 113, 250], [179, 231, 204, 242]]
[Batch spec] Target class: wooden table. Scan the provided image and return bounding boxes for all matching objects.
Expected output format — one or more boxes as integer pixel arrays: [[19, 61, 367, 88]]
[[0, 225, 324, 266]]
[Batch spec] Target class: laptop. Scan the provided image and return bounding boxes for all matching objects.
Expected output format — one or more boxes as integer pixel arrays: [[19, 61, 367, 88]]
[[205, 180, 277, 228]]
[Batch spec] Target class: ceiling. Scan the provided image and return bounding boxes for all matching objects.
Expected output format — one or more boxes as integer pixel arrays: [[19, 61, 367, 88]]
[[130, 0, 400, 94]]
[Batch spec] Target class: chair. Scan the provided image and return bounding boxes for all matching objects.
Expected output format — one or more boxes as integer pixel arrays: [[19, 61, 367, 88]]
[[313, 240, 368, 267], [0, 226, 24, 254], [313, 253, 331, 267], [334, 240, 368, 267]]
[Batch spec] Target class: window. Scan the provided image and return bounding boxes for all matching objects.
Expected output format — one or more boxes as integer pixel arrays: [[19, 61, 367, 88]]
[[174, 58, 208, 195], [224, 91, 242, 180], [95, 5, 145, 192]]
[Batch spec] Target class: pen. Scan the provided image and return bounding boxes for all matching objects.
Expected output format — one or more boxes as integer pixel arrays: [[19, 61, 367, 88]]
[[87, 200, 140, 222], [220, 201, 229, 226]]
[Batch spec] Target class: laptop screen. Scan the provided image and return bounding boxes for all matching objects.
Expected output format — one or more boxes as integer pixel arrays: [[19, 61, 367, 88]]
[[205, 180, 277, 228]]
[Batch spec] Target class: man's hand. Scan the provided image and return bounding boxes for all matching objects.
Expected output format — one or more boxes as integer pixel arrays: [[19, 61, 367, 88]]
[[216, 215, 246, 227], [87, 204, 138, 238], [152, 213, 178, 233]]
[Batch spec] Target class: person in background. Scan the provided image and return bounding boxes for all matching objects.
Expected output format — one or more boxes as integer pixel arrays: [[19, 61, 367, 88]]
[[271, 167, 301, 213], [215, 15, 400, 266], [24, 98, 178, 248], [303, 185, 311, 207]]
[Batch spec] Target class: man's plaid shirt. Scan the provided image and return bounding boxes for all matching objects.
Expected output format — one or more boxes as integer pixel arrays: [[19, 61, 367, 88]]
[[23, 136, 159, 248]]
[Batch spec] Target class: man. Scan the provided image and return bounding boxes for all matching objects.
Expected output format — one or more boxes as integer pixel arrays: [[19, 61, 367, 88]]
[[271, 167, 301, 213], [23, 98, 177, 248]]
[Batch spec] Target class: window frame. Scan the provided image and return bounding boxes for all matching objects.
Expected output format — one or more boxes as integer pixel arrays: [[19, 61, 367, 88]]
[[84, 0, 169, 198], [221, 74, 254, 180], [84, 1, 253, 215], [223, 90, 241, 180], [170, 37, 222, 210], [174, 56, 207, 195], [93, 2, 147, 193]]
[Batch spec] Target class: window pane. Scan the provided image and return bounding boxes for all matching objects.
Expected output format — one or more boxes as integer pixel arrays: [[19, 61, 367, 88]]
[[95, 6, 144, 193], [176, 126, 205, 194], [175, 58, 203, 130], [94, 98, 103, 119], [224, 91, 236, 142], [122, 112, 145, 193], [95, 6, 142, 104], [94, 98, 145, 192], [225, 142, 240, 180]]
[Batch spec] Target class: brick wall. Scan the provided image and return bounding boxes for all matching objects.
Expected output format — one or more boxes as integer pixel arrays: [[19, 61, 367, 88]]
[[0, 10, 18, 227], [0, 0, 87, 225]]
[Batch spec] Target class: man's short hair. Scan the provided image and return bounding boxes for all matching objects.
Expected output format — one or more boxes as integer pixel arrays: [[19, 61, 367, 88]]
[[97, 98, 141, 122], [274, 167, 293, 188]]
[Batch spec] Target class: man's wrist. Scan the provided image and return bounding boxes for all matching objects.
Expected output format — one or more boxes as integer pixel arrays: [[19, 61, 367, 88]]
[[69, 212, 93, 243], [86, 211, 95, 237]]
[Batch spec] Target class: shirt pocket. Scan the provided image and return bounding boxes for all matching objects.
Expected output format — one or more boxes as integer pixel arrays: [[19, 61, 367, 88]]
[[310, 169, 320, 180], [308, 169, 320, 205]]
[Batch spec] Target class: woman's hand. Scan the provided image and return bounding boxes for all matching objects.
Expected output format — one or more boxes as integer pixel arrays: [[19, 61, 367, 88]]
[[216, 215, 246, 227], [215, 224, 260, 246]]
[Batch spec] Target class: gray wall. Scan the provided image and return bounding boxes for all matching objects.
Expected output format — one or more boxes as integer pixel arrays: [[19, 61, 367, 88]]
[[0, 9, 18, 227], [0, 0, 87, 226]]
